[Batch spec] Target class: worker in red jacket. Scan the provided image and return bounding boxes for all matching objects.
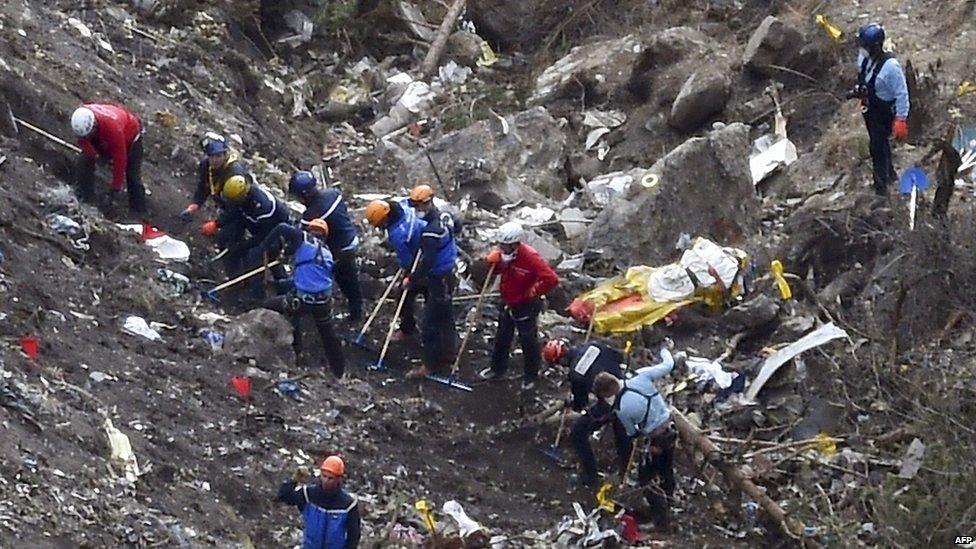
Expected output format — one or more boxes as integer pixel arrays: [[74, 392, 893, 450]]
[[480, 222, 559, 390], [70, 103, 146, 213]]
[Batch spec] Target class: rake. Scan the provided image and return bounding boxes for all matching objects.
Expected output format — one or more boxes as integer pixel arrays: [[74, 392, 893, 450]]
[[370, 252, 421, 371], [347, 268, 403, 352]]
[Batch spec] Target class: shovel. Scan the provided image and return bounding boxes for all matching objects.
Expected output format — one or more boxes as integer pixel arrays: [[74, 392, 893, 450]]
[[370, 252, 421, 371], [205, 260, 281, 304], [425, 263, 495, 392], [347, 268, 403, 352], [899, 165, 930, 231], [541, 407, 569, 463]]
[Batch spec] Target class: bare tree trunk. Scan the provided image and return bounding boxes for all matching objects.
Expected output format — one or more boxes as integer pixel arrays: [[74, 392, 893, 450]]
[[420, 0, 466, 78]]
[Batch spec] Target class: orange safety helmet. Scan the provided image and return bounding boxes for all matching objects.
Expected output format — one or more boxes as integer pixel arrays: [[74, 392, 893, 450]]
[[306, 218, 330, 237], [320, 455, 345, 477], [543, 339, 568, 364], [365, 200, 391, 227], [409, 184, 434, 203]]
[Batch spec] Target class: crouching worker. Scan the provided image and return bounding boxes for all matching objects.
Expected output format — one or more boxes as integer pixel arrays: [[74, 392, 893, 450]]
[[261, 220, 346, 377], [278, 455, 361, 548]]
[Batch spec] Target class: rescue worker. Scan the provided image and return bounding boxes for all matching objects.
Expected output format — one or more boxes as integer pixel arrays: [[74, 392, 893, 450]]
[[480, 222, 559, 390], [289, 170, 363, 322], [593, 345, 678, 531], [179, 132, 253, 220], [544, 339, 630, 486], [849, 22, 910, 196], [206, 175, 289, 301], [70, 103, 146, 212], [277, 455, 361, 548], [403, 184, 460, 379], [364, 199, 426, 341], [260, 220, 346, 377]]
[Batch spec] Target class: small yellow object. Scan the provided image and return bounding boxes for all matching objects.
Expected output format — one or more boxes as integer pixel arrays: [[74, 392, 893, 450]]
[[770, 260, 793, 300], [476, 42, 498, 68], [624, 340, 632, 356], [596, 482, 616, 512], [813, 432, 838, 458], [815, 14, 843, 41], [958, 81, 976, 97], [414, 500, 437, 533], [641, 173, 660, 189]]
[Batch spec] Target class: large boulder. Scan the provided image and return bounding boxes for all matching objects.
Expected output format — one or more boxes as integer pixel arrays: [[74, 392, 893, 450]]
[[398, 107, 568, 209], [468, 0, 568, 52], [223, 308, 295, 369], [445, 31, 486, 67], [529, 35, 643, 106], [587, 123, 760, 266], [669, 68, 732, 132], [742, 16, 804, 77], [627, 27, 722, 106]]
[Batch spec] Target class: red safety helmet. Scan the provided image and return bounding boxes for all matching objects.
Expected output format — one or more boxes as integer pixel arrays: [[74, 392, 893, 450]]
[[543, 339, 568, 364]]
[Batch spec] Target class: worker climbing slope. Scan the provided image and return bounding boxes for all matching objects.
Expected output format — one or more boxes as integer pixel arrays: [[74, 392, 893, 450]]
[[277, 455, 361, 548], [180, 132, 254, 221], [403, 184, 460, 379], [260, 219, 346, 377], [289, 170, 364, 322], [70, 103, 146, 213], [481, 222, 559, 391]]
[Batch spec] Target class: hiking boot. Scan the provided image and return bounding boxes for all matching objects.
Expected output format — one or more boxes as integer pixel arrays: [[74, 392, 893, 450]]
[[405, 365, 431, 380], [478, 367, 503, 380]]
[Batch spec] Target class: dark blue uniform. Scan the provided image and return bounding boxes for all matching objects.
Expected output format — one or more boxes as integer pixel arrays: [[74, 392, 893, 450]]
[[217, 184, 289, 300], [300, 189, 362, 320]]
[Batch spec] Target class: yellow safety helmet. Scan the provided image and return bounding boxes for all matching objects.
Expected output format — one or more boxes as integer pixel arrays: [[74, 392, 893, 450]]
[[365, 200, 391, 227], [306, 218, 330, 237], [221, 175, 250, 204], [409, 184, 434, 204]]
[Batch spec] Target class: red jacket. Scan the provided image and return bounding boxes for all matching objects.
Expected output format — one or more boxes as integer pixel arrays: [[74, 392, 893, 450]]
[[77, 103, 141, 191], [497, 243, 559, 307]]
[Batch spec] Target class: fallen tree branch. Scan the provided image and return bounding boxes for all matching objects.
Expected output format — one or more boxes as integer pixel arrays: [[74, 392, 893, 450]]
[[420, 0, 466, 78]]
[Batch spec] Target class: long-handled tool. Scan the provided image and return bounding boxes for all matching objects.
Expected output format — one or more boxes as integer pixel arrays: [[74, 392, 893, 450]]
[[426, 263, 495, 392], [205, 260, 281, 303], [541, 407, 569, 463], [370, 253, 421, 371], [348, 268, 403, 351]]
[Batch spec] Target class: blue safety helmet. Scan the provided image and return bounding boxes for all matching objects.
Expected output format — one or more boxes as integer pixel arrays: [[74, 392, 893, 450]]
[[858, 23, 885, 48], [201, 132, 229, 156], [289, 170, 317, 196]]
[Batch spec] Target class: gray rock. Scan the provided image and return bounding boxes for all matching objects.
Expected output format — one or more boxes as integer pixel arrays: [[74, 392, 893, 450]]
[[723, 294, 780, 331], [224, 308, 294, 369], [445, 31, 486, 68], [529, 35, 643, 106], [669, 68, 732, 132], [587, 123, 759, 266], [742, 16, 804, 77], [398, 107, 568, 209], [627, 27, 720, 104]]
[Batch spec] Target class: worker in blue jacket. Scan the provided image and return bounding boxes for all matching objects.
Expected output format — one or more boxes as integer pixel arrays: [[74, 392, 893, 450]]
[[594, 345, 680, 530], [849, 22, 910, 197], [544, 339, 630, 486], [289, 171, 363, 322], [365, 198, 426, 338], [401, 184, 460, 378], [278, 455, 361, 548], [261, 220, 345, 377]]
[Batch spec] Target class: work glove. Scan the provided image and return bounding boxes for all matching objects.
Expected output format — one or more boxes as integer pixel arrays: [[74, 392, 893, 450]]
[[485, 248, 502, 265], [200, 220, 219, 237], [401, 276, 411, 289], [179, 203, 199, 221], [892, 117, 908, 141]]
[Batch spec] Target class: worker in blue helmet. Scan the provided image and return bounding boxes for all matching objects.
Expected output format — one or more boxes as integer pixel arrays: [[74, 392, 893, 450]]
[[847, 22, 910, 197], [289, 171, 363, 322], [179, 132, 255, 221]]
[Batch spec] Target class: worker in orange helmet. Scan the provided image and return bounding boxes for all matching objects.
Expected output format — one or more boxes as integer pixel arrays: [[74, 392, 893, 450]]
[[278, 455, 361, 548]]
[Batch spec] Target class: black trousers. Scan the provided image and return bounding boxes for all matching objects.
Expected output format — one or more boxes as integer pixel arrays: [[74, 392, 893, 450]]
[[570, 406, 632, 483], [265, 295, 346, 377], [332, 248, 363, 320], [77, 136, 146, 212], [220, 225, 285, 301], [863, 99, 897, 195], [490, 299, 542, 380], [638, 425, 677, 526], [420, 273, 458, 373]]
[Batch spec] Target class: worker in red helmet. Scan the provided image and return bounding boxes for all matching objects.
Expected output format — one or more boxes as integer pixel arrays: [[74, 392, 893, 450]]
[[544, 338, 630, 487], [278, 455, 361, 548], [70, 103, 146, 212]]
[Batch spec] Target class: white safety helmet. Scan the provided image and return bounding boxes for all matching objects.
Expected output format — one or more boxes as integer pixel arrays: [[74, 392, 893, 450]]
[[70, 107, 96, 137], [495, 221, 524, 244]]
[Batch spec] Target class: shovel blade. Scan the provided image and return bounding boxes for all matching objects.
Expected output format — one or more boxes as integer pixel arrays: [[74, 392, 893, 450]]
[[367, 360, 387, 372], [542, 446, 565, 464], [425, 374, 473, 392], [346, 333, 376, 352], [204, 289, 220, 304]]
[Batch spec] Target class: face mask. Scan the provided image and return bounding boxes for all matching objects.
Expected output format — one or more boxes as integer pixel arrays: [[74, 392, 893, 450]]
[[501, 251, 517, 263]]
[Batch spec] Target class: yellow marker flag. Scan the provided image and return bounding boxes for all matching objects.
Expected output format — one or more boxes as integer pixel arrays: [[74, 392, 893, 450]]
[[414, 500, 437, 533], [958, 81, 976, 97], [596, 482, 617, 512], [476, 42, 498, 67], [770, 260, 793, 300], [815, 14, 843, 41], [813, 433, 838, 458]]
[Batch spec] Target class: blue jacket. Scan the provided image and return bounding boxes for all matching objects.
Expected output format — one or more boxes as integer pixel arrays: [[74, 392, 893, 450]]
[[386, 199, 426, 269], [301, 189, 358, 252], [615, 348, 674, 437], [261, 224, 334, 296], [278, 481, 361, 549], [414, 206, 458, 281], [856, 51, 910, 118], [219, 184, 289, 240]]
